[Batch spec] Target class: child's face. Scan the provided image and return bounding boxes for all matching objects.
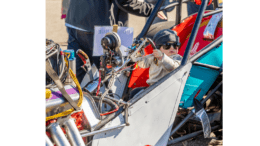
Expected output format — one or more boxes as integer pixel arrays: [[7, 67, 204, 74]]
[[159, 41, 179, 56]]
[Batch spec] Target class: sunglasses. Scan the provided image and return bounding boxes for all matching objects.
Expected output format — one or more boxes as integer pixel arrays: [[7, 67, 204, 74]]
[[157, 42, 181, 50]]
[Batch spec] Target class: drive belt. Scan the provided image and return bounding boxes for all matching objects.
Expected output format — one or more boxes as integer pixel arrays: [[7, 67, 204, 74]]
[[46, 60, 80, 111]]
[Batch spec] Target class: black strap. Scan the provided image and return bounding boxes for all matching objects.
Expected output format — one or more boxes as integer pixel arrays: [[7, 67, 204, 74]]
[[46, 60, 80, 111], [193, 98, 203, 113]]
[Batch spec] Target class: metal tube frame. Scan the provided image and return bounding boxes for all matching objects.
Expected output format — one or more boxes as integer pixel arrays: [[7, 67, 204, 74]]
[[124, 103, 130, 126], [193, 62, 220, 70], [213, 0, 219, 9], [175, 0, 183, 25], [190, 36, 223, 63], [180, 0, 209, 66], [137, 0, 166, 39], [80, 124, 126, 137], [168, 125, 220, 145], [203, 8, 223, 17], [46, 134, 54, 146], [160, 0, 189, 11], [48, 123, 71, 146], [104, 95, 128, 105], [64, 118, 85, 146], [104, 95, 130, 126]]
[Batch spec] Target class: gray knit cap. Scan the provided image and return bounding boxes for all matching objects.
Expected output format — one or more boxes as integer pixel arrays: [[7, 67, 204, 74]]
[[153, 29, 180, 46]]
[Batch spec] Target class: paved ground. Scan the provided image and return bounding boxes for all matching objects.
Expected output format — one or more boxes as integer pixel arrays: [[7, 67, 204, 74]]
[[46, 0, 222, 145]]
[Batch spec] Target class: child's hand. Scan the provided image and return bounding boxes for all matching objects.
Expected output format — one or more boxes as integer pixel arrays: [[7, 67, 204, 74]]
[[153, 50, 163, 61]]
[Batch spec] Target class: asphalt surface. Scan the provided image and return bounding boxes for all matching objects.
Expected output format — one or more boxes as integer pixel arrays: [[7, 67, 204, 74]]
[[46, 0, 223, 145]]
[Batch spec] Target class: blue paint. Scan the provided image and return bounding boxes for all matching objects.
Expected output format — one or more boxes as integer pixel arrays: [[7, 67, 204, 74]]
[[180, 43, 223, 108], [63, 49, 75, 61]]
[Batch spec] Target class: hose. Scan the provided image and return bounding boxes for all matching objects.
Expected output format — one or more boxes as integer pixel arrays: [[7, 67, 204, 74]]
[[46, 49, 58, 60], [93, 106, 124, 131], [58, 51, 66, 81], [96, 70, 102, 96], [98, 73, 115, 113], [108, 93, 121, 99], [91, 96, 119, 116]]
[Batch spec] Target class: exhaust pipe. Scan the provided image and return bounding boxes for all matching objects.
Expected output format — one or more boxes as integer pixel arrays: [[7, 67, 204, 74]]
[[46, 134, 54, 146], [48, 123, 71, 146], [64, 118, 85, 146]]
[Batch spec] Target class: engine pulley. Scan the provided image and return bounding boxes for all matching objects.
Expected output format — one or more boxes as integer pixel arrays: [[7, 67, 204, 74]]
[[101, 32, 121, 53]]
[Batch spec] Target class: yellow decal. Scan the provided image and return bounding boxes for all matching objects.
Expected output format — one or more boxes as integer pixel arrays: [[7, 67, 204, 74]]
[[46, 89, 52, 99]]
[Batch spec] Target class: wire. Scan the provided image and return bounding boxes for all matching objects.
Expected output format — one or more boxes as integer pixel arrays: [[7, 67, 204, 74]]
[[98, 73, 115, 113], [108, 93, 121, 99], [96, 70, 102, 96], [91, 96, 119, 116], [100, 105, 119, 116]]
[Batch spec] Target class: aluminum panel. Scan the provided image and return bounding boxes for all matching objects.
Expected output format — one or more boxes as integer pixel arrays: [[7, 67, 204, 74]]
[[92, 63, 192, 146]]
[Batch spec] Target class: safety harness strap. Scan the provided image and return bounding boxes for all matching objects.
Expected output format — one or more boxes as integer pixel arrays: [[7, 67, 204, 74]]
[[46, 60, 80, 111]]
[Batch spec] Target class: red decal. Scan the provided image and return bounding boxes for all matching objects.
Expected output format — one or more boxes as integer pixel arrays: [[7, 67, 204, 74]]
[[194, 89, 201, 99]]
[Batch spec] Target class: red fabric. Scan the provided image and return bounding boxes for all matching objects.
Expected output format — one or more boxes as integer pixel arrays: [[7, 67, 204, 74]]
[[194, 0, 212, 6], [128, 45, 153, 89], [61, 14, 67, 19]]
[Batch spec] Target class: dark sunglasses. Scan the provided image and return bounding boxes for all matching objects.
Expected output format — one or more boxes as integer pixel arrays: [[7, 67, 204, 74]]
[[157, 42, 181, 50]]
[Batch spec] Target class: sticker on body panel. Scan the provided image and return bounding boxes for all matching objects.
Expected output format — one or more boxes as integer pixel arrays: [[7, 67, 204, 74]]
[[190, 42, 200, 57]]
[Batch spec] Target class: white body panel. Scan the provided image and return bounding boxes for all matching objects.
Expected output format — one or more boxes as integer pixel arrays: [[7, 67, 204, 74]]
[[92, 63, 192, 146]]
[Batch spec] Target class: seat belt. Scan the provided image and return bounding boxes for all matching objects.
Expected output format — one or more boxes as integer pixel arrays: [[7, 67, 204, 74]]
[[46, 60, 80, 111]]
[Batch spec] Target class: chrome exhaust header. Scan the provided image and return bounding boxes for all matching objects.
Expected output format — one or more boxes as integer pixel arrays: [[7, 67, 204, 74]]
[[46, 134, 54, 146], [64, 118, 85, 146], [48, 123, 71, 146]]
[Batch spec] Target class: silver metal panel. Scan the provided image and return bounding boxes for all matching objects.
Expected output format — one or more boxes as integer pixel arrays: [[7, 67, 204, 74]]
[[81, 94, 100, 131], [155, 66, 191, 146], [81, 124, 126, 137], [80, 64, 99, 88], [110, 73, 128, 99], [49, 84, 75, 92], [92, 63, 192, 146], [102, 71, 128, 112], [92, 114, 125, 140]]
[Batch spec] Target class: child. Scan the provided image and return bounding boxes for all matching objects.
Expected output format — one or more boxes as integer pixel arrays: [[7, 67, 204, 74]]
[[137, 29, 182, 86], [128, 29, 182, 100]]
